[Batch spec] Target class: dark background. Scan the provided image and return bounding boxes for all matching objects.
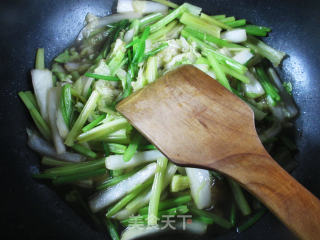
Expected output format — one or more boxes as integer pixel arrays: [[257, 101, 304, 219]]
[[0, 0, 319, 239]]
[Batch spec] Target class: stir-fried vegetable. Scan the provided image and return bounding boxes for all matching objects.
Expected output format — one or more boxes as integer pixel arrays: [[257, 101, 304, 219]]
[[19, 1, 298, 239]]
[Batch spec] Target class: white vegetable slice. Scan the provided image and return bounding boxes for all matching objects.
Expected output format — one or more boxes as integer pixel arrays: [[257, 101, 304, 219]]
[[233, 49, 254, 64], [105, 150, 164, 170], [27, 129, 85, 162], [186, 168, 212, 209], [31, 69, 53, 121], [221, 29, 247, 43], [47, 88, 66, 154], [56, 108, 69, 138], [77, 12, 142, 41], [89, 163, 157, 213], [117, 0, 168, 14], [268, 68, 298, 118], [243, 71, 265, 98], [114, 163, 178, 220]]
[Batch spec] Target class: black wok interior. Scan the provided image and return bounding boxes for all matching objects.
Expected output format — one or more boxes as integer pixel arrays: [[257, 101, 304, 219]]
[[1, 0, 319, 239]]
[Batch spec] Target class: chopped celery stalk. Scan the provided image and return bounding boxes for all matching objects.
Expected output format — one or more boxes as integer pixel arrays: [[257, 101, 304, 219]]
[[149, 3, 187, 33], [77, 118, 128, 143], [170, 175, 190, 192], [123, 132, 143, 162], [182, 32, 247, 74], [71, 143, 97, 158], [82, 114, 106, 132], [228, 179, 252, 216], [205, 48, 248, 74], [190, 206, 233, 229], [200, 13, 231, 30], [18, 91, 51, 140], [85, 72, 120, 81], [60, 84, 72, 127], [148, 20, 178, 42], [96, 171, 136, 191], [141, 144, 157, 150], [148, 157, 168, 225], [105, 218, 120, 240], [65, 90, 100, 146], [106, 150, 164, 170], [139, 194, 191, 215], [123, 163, 177, 217], [180, 12, 221, 38], [186, 168, 212, 209], [89, 163, 157, 213], [220, 64, 250, 83], [111, 169, 124, 177], [41, 156, 73, 167], [244, 36, 286, 67], [183, 26, 243, 49], [242, 25, 271, 37], [132, 27, 150, 64], [125, 38, 139, 49], [219, 16, 236, 23], [97, 129, 130, 144], [207, 53, 232, 91], [145, 56, 158, 84], [152, 0, 178, 8], [140, 12, 164, 28], [24, 91, 39, 110], [53, 168, 106, 185], [107, 143, 127, 154], [106, 178, 153, 217], [237, 208, 267, 232], [226, 19, 246, 28], [212, 14, 226, 20], [31, 69, 53, 121], [33, 158, 105, 178], [144, 43, 169, 58], [48, 88, 66, 154], [230, 202, 237, 226], [256, 67, 280, 102], [158, 205, 189, 216], [35, 48, 45, 70]]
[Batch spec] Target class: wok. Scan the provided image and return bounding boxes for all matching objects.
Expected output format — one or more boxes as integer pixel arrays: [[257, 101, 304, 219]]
[[0, 0, 319, 239]]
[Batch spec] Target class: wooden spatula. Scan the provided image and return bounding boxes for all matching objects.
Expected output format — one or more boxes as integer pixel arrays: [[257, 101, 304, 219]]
[[117, 65, 320, 240]]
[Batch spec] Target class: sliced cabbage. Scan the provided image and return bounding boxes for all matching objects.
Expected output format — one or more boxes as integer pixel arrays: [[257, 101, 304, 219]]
[[243, 71, 265, 99], [117, 0, 168, 14], [47, 87, 66, 154], [186, 168, 212, 209], [221, 29, 247, 43], [31, 69, 53, 121]]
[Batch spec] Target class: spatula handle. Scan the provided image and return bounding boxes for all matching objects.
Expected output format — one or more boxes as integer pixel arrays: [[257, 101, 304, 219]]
[[214, 153, 320, 240]]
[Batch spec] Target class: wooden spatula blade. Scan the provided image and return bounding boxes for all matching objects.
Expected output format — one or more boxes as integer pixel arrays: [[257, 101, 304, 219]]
[[117, 65, 320, 240], [117, 65, 264, 168]]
